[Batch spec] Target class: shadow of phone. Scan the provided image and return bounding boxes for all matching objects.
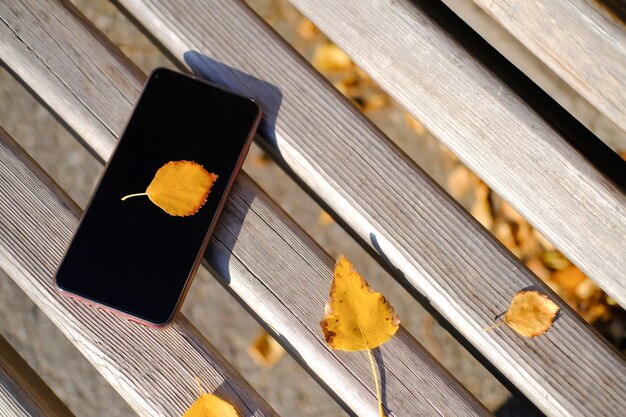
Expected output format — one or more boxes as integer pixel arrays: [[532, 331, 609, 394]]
[[182, 50, 285, 286], [183, 51, 283, 150]]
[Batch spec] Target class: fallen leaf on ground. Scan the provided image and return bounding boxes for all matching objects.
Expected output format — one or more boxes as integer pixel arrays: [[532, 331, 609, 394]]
[[363, 93, 389, 113], [313, 43, 352, 72], [551, 265, 587, 293], [183, 376, 238, 417], [121, 160, 217, 217], [402, 112, 427, 136], [470, 182, 493, 229], [321, 255, 399, 416], [541, 251, 570, 271], [525, 258, 550, 281], [248, 328, 285, 367], [516, 221, 540, 260], [486, 290, 560, 337], [297, 18, 319, 40], [493, 219, 519, 257], [318, 210, 334, 226]]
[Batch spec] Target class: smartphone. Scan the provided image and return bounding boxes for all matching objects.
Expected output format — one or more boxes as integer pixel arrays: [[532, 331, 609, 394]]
[[54, 68, 261, 327]]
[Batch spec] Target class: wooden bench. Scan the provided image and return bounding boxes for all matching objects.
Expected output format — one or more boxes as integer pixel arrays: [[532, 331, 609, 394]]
[[0, 0, 624, 416]]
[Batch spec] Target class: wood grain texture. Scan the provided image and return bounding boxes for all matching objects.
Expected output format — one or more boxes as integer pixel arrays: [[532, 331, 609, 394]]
[[285, 0, 626, 308], [0, 335, 75, 417], [0, 127, 277, 417], [469, 0, 626, 136], [0, 1, 490, 416], [439, 0, 626, 153], [113, 1, 626, 416]]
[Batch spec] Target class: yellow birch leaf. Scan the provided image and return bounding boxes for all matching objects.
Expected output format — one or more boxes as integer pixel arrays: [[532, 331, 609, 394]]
[[321, 255, 399, 417], [504, 290, 560, 337], [121, 160, 217, 217], [525, 258, 550, 281], [403, 111, 427, 136], [183, 376, 238, 417], [321, 255, 400, 350], [532, 229, 555, 251]]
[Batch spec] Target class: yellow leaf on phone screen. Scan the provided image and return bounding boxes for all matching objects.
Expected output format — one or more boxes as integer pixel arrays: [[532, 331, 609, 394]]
[[121, 160, 217, 217]]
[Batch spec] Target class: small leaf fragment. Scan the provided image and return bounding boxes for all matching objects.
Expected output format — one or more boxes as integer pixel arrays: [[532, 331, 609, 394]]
[[321, 255, 400, 351], [121, 160, 217, 217], [183, 377, 239, 417], [318, 210, 334, 226], [470, 182, 493, 229], [313, 43, 352, 72], [504, 290, 560, 338], [321, 255, 399, 417], [248, 328, 285, 368]]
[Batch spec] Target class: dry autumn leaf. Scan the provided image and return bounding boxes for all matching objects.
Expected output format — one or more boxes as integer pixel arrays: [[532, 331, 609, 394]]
[[321, 255, 400, 350], [486, 290, 560, 337], [297, 18, 319, 40], [313, 43, 352, 72], [470, 182, 494, 230], [121, 160, 217, 217], [183, 376, 238, 417], [321, 255, 399, 417], [248, 328, 285, 368], [318, 210, 334, 226], [403, 111, 427, 136]]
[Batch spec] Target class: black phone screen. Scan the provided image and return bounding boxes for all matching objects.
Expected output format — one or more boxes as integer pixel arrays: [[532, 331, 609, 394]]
[[55, 68, 260, 325]]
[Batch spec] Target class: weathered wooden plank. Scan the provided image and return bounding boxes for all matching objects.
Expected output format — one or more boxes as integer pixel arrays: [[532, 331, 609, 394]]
[[112, 1, 626, 416], [284, 0, 626, 308], [0, 128, 277, 417], [439, 0, 626, 153], [0, 1, 490, 416], [469, 0, 626, 137], [0, 335, 75, 417]]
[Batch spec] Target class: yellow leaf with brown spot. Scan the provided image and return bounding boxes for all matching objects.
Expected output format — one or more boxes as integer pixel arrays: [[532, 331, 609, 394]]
[[121, 160, 217, 217], [504, 290, 560, 337], [183, 377, 238, 417], [321, 255, 399, 417], [321, 255, 399, 351]]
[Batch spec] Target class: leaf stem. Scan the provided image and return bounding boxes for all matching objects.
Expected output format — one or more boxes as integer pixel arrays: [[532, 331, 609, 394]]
[[194, 375, 205, 395], [120, 192, 148, 201], [367, 348, 385, 417], [483, 320, 507, 332]]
